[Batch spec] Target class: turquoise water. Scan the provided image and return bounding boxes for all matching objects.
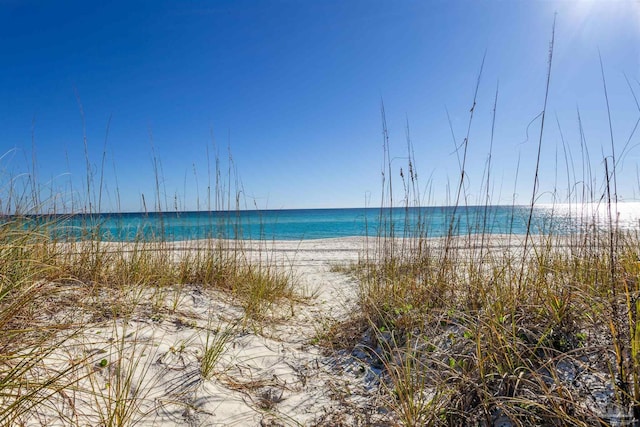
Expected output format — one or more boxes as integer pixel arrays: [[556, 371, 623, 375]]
[[26, 203, 640, 242]]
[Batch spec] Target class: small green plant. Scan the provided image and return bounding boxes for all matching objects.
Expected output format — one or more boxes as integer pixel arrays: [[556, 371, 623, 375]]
[[86, 321, 159, 427], [200, 320, 235, 381]]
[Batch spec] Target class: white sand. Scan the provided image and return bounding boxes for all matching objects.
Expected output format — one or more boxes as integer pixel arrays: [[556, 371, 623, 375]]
[[26, 237, 389, 426], [22, 234, 583, 426]]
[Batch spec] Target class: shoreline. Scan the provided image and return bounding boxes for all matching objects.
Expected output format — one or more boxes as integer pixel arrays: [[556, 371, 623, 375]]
[[16, 202, 640, 243]]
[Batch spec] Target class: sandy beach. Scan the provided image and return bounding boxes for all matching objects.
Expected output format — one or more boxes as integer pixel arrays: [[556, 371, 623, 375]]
[[21, 237, 389, 426], [8, 233, 635, 426]]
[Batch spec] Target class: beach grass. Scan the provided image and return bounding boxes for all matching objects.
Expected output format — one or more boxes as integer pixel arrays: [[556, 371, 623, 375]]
[[0, 152, 300, 426], [336, 229, 640, 425], [3, 157, 640, 425], [323, 24, 640, 426]]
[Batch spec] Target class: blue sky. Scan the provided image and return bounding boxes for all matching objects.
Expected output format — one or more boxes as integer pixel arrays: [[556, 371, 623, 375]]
[[1, 0, 639, 212]]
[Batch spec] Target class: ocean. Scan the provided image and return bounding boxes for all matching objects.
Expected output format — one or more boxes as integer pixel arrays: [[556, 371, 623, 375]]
[[30, 203, 640, 242]]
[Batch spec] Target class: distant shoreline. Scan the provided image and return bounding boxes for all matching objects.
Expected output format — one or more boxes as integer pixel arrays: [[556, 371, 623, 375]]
[[9, 204, 640, 242]]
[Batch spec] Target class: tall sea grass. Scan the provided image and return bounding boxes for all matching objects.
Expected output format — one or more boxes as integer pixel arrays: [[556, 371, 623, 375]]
[[336, 22, 640, 426], [0, 135, 296, 425]]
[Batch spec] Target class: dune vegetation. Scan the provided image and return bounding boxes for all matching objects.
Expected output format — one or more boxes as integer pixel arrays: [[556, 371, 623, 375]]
[[325, 27, 640, 426]]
